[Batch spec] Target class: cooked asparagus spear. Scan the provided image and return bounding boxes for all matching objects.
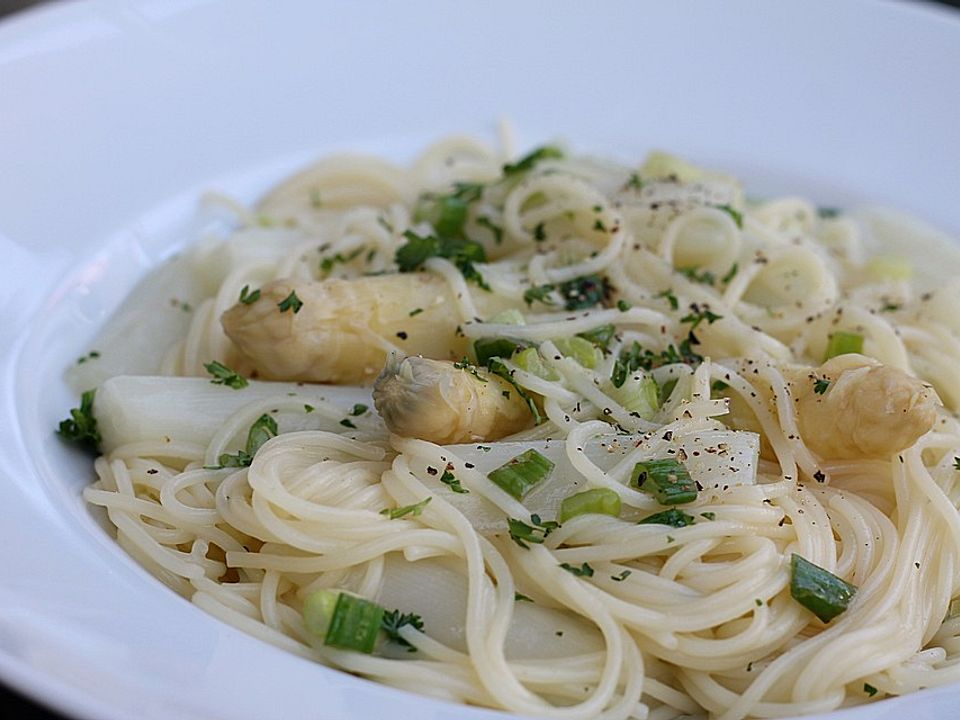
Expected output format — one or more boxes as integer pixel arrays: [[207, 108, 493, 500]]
[[221, 274, 507, 384], [373, 356, 533, 444]]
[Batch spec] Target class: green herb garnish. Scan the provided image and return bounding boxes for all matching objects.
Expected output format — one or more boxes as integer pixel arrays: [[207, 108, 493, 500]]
[[638, 508, 696, 527], [381, 609, 425, 652], [790, 553, 858, 623], [559, 562, 594, 578], [631, 459, 697, 505], [278, 290, 303, 313], [488, 449, 554, 500], [380, 497, 431, 520], [238, 285, 261, 304], [508, 514, 559, 549], [216, 413, 278, 468], [204, 361, 248, 389], [57, 389, 101, 454]]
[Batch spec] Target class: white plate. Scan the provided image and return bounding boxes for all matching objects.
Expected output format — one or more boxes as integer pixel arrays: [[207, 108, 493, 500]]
[[2, 1, 959, 719]]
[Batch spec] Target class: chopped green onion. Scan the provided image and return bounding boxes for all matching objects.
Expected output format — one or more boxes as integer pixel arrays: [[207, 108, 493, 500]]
[[324, 592, 385, 653], [631, 459, 697, 505], [57, 389, 102, 454], [658, 378, 679, 405], [790, 554, 857, 623], [559, 488, 622, 523], [609, 373, 660, 420], [302, 589, 340, 637], [488, 449, 554, 499], [474, 337, 528, 367], [204, 361, 248, 389], [824, 331, 864, 360], [638, 508, 696, 527], [513, 348, 560, 380], [487, 308, 526, 325], [554, 336, 602, 369], [577, 324, 616, 350]]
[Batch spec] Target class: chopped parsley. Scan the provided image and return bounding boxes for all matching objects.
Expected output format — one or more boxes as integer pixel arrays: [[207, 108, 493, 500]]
[[721, 263, 739, 284], [813, 378, 831, 395], [625, 173, 643, 191], [559, 274, 611, 310], [523, 284, 556, 306], [656, 288, 679, 310], [611, 570, 632, 582], [502, 145, 564, 176], [440, 469, 469, 494], [381, 609, 424, 652], [76, 350, 101, 365], [679, 266, 716, 285], [508, 514, 559, 549], [57, 389, 102, 454], [611, 340, 702, 387], [863, 683, 878, 697], [617, 299, 632, 312], [320, 247, 364, 273], [413, 182, 484, 239], [713, 203, 743, 228], [395, 230, 490, 290], [408, 307, 424, 317], [680, 304, 723, 331], [215, 414, 278, 468], [278, 290, 303, 314], [954, 457, 960, 471], [348, 404, 368, 416], [339, 418, 357, 429], [380, 497, 431, 520], [476, 216, 504, 244], [238, 285, 261, 304], [204, 361, 248, 390], [559, 562, 594, 578], [514, 592, 533, 602]]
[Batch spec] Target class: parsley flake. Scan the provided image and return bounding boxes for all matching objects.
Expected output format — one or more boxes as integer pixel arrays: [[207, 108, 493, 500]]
[[204, 361, 248, 389], [278, 290, 303, 313]]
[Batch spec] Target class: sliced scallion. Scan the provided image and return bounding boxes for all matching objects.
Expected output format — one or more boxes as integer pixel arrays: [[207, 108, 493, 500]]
[[513, 348, 560, 381], [631, 459, 697, 505], [559, 488, 622, 523], [554, 336, 602, 369], [790, 553, 857, 623], [824, 331, 864, 360], [474, 337, 528, 367], [488, 449, 555, 499], [324, 592, 385, 653]]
